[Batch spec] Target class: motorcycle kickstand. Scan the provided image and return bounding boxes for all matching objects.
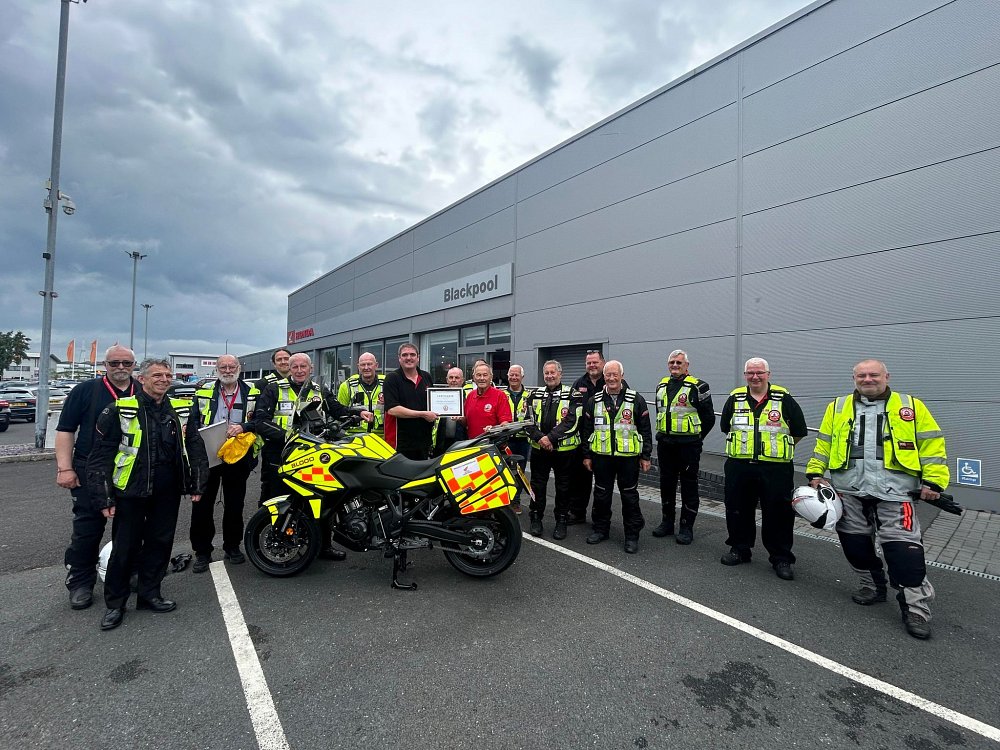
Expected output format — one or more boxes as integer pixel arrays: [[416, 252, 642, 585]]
[[391, 549, 417, 591]]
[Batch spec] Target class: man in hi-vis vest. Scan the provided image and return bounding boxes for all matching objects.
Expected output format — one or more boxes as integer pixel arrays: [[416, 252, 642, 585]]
[[806, 359, 948, 640], [719, 357, 807, 581]]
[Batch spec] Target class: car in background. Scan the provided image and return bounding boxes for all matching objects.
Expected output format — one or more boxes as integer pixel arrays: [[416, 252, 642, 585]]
[[0, 398, 10, 432], [0, 386, 66, 422]]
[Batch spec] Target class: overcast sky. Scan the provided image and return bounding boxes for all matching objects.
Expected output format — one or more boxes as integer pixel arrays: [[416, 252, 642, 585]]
[[1, 0, 806, 364]]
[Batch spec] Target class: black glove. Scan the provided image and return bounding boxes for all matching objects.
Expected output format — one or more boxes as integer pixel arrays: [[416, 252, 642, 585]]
[[907, 489, 963, 515]]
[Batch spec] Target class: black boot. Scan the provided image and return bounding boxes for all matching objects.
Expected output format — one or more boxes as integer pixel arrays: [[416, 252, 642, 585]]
[[651, 519, 674, 538]]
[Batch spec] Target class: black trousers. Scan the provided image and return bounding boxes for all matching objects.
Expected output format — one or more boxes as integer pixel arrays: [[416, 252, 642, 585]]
[[723, 458, 795, 565], [657, 441, 702, 529], [529, 449, 574, 521], [190, 456, 254, 555], [64, 456, 109, 591], [568, 447, 593, 517], [104, 472, 183, 609], [591, 455, 645, 539], [259, 443, 283, 505]]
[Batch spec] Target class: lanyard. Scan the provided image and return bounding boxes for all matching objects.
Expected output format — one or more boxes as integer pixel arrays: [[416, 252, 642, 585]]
[[221, 386, 240, 423], [103, 376, 134, 400]]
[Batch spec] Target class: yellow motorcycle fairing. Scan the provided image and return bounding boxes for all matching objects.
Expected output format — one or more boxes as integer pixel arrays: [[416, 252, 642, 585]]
[[280, 432, 398, 496], [437, 448, 519, 515]]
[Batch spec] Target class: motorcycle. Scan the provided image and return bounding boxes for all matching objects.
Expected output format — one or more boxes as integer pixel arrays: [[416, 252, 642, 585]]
[[244, 411, 533, 589]]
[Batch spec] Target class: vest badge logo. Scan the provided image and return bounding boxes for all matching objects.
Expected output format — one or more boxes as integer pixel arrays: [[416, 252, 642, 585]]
[[561, 407, 568, 417], [622, 409, 633, 424], [768, 410, 781, 423], [899, 407, 915, 422], [484, 404, 492, 412], [678, 394, 688, 406]]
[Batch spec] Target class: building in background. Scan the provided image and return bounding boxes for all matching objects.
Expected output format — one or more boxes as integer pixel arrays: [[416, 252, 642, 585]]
[[251, 0, 1000, 510]]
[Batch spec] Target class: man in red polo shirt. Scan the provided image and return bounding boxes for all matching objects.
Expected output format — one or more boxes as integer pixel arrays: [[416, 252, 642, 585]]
[[465, 362, 512, 438]]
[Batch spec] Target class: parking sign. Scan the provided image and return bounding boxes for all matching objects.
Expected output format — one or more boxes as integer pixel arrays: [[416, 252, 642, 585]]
[[956, 458, 982, 487]]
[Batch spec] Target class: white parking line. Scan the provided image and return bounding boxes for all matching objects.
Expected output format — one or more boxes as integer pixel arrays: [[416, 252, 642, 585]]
[[525, 535, 1000, 743], [211, 562, 290, 750]]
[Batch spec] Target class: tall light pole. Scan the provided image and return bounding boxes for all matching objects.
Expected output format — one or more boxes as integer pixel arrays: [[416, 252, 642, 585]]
[[142, 303, 153, 359], [36, 0, 86, 450], [126, 250, 147, 351]]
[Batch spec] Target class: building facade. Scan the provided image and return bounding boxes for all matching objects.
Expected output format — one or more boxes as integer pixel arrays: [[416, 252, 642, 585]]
[[272, 0, 1000, 510]]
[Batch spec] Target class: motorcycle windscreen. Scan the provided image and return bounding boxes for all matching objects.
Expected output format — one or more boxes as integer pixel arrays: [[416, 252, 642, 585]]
[[438, 451, 518, 515]]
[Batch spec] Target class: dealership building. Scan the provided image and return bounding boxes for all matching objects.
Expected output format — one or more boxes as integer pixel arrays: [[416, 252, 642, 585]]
[[244, 0, 999, 511]]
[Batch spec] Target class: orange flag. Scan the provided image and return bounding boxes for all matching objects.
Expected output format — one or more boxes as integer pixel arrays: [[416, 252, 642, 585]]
[[89, 340, 98, 365], [66, 339, 75, 362]]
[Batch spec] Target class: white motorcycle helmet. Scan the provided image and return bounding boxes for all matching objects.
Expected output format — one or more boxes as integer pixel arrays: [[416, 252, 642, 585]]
[[791, 484, 843, 531]]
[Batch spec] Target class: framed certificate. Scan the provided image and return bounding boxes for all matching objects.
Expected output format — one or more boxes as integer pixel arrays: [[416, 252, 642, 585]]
[[428, 387, 465, 416]]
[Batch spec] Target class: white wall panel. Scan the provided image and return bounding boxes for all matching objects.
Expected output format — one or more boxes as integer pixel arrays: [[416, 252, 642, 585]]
[[355, 255, 413, 298], [413, 178, 516, 249], [412, 208, 515, 276]]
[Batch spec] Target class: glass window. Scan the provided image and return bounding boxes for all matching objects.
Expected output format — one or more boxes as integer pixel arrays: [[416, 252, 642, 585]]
[[384, 337, 411, 372], [321, 349, 337, 387], [359, 341, 384, 370], [336, 346, 353, 388], [488, 320, 511, 344], [461, 325, 486, 347], [425, 329, 458, 384]]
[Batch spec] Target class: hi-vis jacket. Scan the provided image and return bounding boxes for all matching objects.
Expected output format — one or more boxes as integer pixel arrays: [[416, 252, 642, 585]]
[[655, 375, 714, 440], [724, 385, 796, 462], [196, 380, 262, 457], [806, 390, 949, 490], [526, 385, 581, 451], [337, 373, 385, 434], [582, 388, 653, 459], [502, 386, 532, 438], [87, 393, 209, 506]]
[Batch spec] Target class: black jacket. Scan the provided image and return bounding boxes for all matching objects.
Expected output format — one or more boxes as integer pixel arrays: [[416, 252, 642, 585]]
[[250, 378, 350, 443], [87, 390, 209, 508]]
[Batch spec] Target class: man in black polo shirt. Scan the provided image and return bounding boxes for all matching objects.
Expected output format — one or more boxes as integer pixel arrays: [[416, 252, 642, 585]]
[[55, 344, 138, 610], [383, 342, 437, 460]]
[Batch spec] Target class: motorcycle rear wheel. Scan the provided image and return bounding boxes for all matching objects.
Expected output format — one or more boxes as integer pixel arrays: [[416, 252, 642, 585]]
[[443, 507, 522, 578], [244, 506, 321, 577]]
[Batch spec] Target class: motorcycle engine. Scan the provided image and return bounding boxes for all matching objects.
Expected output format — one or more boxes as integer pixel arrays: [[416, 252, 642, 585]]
[[341, 498, 370, 541]]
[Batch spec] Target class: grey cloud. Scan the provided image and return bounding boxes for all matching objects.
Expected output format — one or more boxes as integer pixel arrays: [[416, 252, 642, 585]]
[[505, 35, 561, 107]]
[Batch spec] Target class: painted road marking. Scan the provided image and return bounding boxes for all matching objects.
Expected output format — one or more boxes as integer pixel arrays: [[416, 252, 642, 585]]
[[525, 535, 1000, 744], [211, 561, 290, 750]]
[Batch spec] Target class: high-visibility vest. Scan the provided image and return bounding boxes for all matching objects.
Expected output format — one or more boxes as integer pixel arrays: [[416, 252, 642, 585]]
[[502, 386, 531, 437], [724, 385, 794, 462], [655, 375, 703, 435], [589, 389, 643, 456], [337, 373, 385, 434], [527, 385, 580, 451], [806, 391, 949, 488], [274, 380, 322, 434], [112, 396, 192, 490], [195, 383, 260, 427]]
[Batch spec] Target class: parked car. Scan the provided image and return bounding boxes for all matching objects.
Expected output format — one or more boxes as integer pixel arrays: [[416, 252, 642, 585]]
[[0, 386, 65, 422], [0, 398, 10, 432]]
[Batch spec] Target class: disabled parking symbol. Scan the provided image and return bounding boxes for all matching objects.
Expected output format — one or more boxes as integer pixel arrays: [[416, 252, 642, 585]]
[[956, 458, 982, 487]]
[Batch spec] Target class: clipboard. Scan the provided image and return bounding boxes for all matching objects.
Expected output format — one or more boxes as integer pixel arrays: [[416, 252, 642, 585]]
[[198, 421, 229, 468]]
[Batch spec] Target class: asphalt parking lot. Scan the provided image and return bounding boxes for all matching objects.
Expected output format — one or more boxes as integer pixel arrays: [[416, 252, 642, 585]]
[[2, 458, 999, 750]]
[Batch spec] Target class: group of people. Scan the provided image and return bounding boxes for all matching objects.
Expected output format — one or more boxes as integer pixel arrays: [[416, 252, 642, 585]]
[[56, 341, 949, 640]]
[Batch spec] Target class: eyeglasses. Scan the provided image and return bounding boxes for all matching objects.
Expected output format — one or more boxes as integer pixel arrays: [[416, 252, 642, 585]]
[[106, 360, 135, 368], [744, 371, 768, 377], [217, 366, 238, 372]]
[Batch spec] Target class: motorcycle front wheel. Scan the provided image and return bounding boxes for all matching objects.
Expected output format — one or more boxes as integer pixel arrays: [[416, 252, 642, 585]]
[[443, 507, 522, 578], [244, 506, 321, 577]]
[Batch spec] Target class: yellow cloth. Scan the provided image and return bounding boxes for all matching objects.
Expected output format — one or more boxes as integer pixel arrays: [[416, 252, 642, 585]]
[[218, 432, 256, 464]]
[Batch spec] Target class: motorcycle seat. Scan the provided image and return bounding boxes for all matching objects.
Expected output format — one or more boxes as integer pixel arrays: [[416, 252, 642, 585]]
[[379, 453, 440, 480]]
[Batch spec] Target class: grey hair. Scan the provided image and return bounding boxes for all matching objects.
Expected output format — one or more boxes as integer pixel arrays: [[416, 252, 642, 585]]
[[744, 357, 769, 372], [542, 360, 563, 373], [105, 344, 135, 361], [508, 364, 524, 376], [473, 362, 493, 377], [397, 342, 418, 356], [289, 352, 312, 365], [138, 357, 170, 376], [668, 349, 688, 362], [604, 359, 624, 376]]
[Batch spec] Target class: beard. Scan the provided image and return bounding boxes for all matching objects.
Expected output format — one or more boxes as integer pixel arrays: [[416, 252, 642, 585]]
[[219, 373, 239, 387], [107, 369, 131, 388]]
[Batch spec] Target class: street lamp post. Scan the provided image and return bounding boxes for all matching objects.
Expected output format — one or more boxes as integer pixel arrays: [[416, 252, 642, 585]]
[[126, 250, 147, 351], [35, 0, 85, 450], [142, 303, 153, 359]]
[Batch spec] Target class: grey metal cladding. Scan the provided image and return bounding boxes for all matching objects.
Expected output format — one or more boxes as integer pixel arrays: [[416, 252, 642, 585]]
[[412, 177, 515, 250], [354, 255, 413, 298], [409, 295, 514, 334], [516, 104, 737, 238], [611, 336, 734, 397], [744, 64, 1000, 214], [742, 148, 1000, 274], [314, 282, 355, 316], [414, 244, 515, 292], [516, 226, 735, 313], [741, 234, 1000, 334], [412, 208, 515, 276], [287, 296, 317, 326], [742, 0, 999, 155], [740, 0, 947, 95], [516, 163, 736, 276], [352, 233, 413, 277]]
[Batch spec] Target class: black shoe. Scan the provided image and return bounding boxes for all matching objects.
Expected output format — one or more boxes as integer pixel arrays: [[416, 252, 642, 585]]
[[192, 553, 212, 574], [773, 562, 795, 581], [624, 539, 639, 554], [902, 611, 931, 640], [529, 519, 543, 537], [69, 587, 94, 610], [586, 531, 609, 545], [136, 596, 177, 613], [852, 586, 887, 605], [675, 527, 693, 545], [651, 521, 674, 538], [100, 608, 125, 631], [319, 547, 347, 561], [566, 512, 587, 525], [720, 547, 750, 566], [224, 549, 245, 565], [552, 520, 568, 540]]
